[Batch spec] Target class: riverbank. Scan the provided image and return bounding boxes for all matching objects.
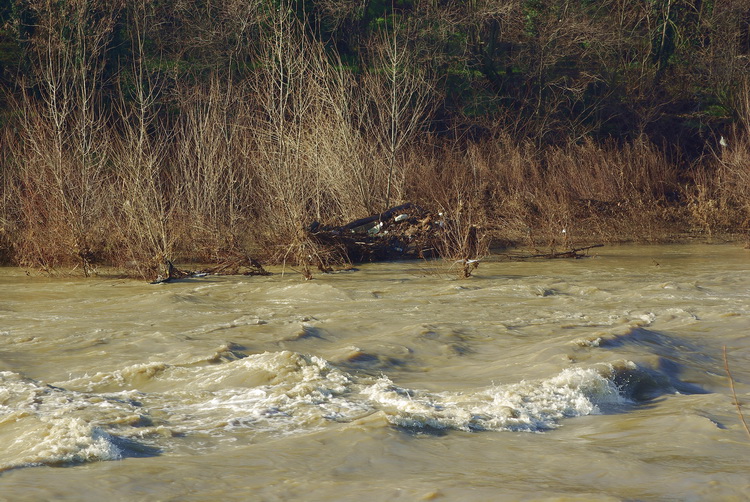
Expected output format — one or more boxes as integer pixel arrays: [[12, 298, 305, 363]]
[[2, 132, 749, 281], [7, 230, 748, 283], [2, 1, 750, 281]]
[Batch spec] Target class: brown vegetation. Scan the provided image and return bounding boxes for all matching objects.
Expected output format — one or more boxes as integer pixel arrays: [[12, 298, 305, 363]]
[[0, 1, 749, 280]]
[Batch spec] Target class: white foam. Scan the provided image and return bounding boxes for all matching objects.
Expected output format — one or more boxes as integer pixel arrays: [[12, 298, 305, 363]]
[[2, 353, 634, 471], [4, 418, 122, 469], [0, 372, 131, 470], [360, 366, 623, 432], [162, 355, 626, 435], [160, 352, 371, 433]]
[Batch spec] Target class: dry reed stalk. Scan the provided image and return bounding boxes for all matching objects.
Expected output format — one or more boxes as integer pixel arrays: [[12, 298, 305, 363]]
[[718, 137, 750, 230], [723, 346, 750, 440], [686, 79, 750, 238]]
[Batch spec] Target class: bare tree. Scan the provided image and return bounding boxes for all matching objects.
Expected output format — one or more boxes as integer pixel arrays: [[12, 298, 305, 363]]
[[12, 0, 122, 275], [112, 0, 178, 281], [365, 16, 433, 211]]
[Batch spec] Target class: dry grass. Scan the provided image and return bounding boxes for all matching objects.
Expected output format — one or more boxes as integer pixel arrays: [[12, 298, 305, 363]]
[[410, 134, 681, 251], [685, 133, 750, 239]]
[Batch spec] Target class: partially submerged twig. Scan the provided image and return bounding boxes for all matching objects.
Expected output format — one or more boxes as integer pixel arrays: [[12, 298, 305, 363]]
[[508, 244, 604, 260], [528, 244, 604, 259], [723, 345, 750, 440]]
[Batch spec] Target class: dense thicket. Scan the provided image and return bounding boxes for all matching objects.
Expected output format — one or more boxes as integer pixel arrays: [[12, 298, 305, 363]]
[[0, 0, 749, 278]]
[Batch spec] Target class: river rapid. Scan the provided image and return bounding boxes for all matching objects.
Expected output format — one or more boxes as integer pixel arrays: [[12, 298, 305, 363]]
[[1, 244, 749, 501]]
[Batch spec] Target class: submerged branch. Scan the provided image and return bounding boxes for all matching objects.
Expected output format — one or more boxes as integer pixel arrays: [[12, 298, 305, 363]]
[[513, 244, 605, 260], [723, 345, 750, 440]]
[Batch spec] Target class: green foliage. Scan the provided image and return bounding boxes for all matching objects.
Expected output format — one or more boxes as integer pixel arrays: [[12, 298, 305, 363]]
[[0, 0, 748, 152]]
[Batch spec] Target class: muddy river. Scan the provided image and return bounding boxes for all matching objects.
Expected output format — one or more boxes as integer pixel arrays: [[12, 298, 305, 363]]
[[1, 244, 749, 500]]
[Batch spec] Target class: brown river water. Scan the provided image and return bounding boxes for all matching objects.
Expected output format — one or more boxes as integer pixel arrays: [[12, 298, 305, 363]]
[[1, 244, 749, 501]]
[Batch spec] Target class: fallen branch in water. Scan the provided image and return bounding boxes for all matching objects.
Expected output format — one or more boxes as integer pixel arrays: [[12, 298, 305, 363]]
[[723, 345, 750, 440], [511, 244, 604, 260]]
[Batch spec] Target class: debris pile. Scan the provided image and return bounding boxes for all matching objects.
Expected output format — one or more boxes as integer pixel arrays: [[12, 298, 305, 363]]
[[307, 203, 447, 263]]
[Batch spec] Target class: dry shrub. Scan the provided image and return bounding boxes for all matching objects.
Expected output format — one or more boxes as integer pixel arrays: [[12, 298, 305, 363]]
[[245, 5, 437, 274], [172, 76, 258, 264], [718, 138, 750, 231], [406, 145, 490, 266], [110, 116, 176, 281], [685, 177, 724, 236], [362, 18, 434, 210], [716, 78, 750, 234], [241, 8, 354, 274], [545, 138, 674, 203], [105, 3, 183, 282], [413, 133, 679, 248], [443, 134, 552, 248], [542, 138, 678, 242], [684, 79, 750, 238], [0, 126, 18, 264], [10, 94, 112, 276], [8, 0, 121, 275]]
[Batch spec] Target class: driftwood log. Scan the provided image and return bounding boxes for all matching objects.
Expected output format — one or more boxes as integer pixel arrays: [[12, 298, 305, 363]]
[[340, 203, 416, 232]]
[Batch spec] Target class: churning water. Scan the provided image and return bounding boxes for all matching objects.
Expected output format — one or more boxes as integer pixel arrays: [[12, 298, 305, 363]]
[[1, 244, 749, 501]]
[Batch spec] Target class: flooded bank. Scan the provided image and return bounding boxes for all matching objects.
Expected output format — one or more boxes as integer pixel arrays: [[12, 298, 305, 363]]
[[1, 244, 749, 500]]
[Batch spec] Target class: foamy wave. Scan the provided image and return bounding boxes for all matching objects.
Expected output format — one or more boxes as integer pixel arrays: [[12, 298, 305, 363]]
[[0, 371, 154, 471], [57, 353, 634, 436], [2, 418, 122, 471], [1, 352, 640, 472], [162, 351, 371, 432], [361, 367, 623, 432], [153, 353, 627, 435]]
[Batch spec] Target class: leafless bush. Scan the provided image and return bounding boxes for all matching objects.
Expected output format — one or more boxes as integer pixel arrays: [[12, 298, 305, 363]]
[[684, 80, 750, 238], [108, 5, 178, 281], [241, 5, 353, 274], [0, 126, 18, 264], [246, 4, 434, 274], [406, 145, 490, 272], [246, 6, 322, 256], [10, 0, 121, 275], [172, 76, 259, 263]]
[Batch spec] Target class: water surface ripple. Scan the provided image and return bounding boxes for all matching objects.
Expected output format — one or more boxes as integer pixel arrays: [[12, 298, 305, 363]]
[[1, 244, 749, 500]]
